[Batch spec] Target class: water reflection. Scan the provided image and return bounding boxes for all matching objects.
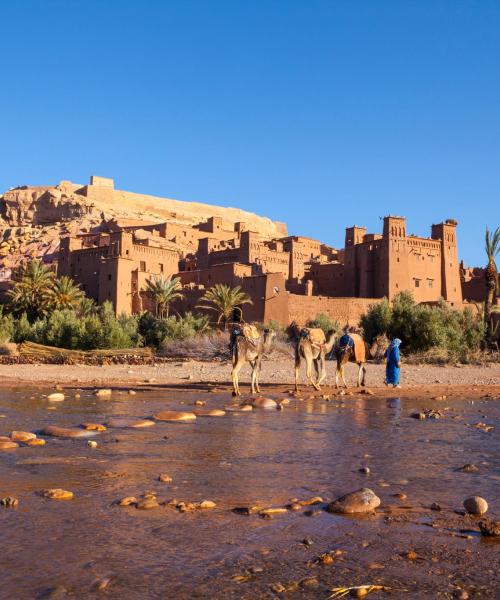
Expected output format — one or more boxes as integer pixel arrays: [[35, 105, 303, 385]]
[[0, 387, 499, 599]]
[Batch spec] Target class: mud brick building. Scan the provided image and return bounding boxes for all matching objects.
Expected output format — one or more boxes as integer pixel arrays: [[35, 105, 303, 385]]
[[58, 192, 466, 325]]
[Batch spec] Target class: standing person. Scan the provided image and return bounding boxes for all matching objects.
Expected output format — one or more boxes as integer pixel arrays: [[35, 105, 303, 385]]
[[384, 338, 402, 388]]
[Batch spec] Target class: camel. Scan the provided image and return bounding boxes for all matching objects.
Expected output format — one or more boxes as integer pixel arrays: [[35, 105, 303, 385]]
[[230, 328, 276, 396], [291, 325, 337, 392], [334, 333, 368, 388]]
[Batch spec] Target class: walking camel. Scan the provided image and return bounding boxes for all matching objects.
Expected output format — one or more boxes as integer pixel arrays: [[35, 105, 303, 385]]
[[230, 327, 276, 396], [335, 333, 368, 388], [291, 325, 337, 392]]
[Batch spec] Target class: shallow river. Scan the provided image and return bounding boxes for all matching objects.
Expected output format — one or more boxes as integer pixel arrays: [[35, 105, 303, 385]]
[[0, 387, 499, 599]]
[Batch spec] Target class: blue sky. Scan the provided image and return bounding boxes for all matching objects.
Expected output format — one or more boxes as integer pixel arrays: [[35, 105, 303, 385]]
[[1, 1, 499, 266]]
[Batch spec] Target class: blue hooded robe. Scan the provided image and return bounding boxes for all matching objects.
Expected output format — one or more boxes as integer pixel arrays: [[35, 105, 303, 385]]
[[384, 338, 402, 385]]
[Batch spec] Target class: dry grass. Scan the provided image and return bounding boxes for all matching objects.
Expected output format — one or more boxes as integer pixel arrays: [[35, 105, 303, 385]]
[[404, 347, 499, 366]]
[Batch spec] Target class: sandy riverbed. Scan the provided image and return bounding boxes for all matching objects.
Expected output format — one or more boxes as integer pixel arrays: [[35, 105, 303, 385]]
[[0, 359, 499, 400]]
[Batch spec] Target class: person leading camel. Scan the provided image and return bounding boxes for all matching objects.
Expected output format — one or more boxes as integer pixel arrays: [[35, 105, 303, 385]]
[[384, 338, 402, 388]]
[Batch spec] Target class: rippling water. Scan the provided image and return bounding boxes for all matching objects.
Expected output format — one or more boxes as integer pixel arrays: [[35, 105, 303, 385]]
[[0, 387, 499, 599]]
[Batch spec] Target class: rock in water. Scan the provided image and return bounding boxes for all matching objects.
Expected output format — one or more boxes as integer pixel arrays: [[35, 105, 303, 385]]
[[478, 519, 500, 536], [87, 440, 98, 448], [153, 411, 197, 422], [41, 425, 98, 438], [192, 409, 226, 417], [0, 496, 19, 508], [47, 393, 65, 402], [224, 404, 253, 412], [251, 397, 278, 409], [10, 431, 37, 442], [459, 464, 479, 473], [26, 438, 46, 446], [81, 423, 107, 431], [327, 488, 381, 514], [463, 496, 488, 515], [105, 418, 155, 429], [158, 474, 173, 483], [94, 389, 112, 397], [136, 498, 159, 510], [198, 500, 217, 509], [0, 441, 19, 450], [43, 488, 74, 500]]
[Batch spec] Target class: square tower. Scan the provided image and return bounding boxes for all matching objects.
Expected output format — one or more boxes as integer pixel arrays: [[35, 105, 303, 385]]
[[431, 220, 462, 304]]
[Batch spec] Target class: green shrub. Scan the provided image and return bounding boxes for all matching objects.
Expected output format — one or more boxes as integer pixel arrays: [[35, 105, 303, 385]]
[[0, 309, 14, 344], [9, 301, 143, 350], [139, 311, 212, 348], [361, 292, 485, 355], [306, 313, 342, 335]]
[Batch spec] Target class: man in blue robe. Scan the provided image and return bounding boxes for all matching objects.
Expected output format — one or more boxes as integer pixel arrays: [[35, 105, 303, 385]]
[[384, 338, 402, 387]]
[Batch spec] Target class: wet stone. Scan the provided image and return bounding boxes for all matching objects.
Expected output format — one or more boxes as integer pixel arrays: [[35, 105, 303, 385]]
[[192, 409, 226, 417], [26, 438, 46, 446], [105, 418, 155, 429], [0, 496, 19, 508], [158, 474, 173, 483], [47, 393, 65, 402], [224, 404, 253, 412], [136, 498, 160, 510], [118, 496, 137, 507], [81, 423, 107, 431], [459, 463, 479, 473], [94, 389, 112, 397], [327, 488, 381, 514], [43, 488, 74, 500], [10, 431, 36, 442], [0, 440, 19, 450], [42, 425, 97, 438], [251, 397, 278, 409], [478, 519, 500, 536], [153, 411, 197, 423], [463, 496, 488, 515]]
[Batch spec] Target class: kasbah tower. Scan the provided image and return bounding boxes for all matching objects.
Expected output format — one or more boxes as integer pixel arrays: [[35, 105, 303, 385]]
[[343, 215, 462, 304]]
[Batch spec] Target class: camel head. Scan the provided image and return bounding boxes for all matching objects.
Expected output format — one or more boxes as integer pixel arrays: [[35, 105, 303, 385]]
[[287, 321, 301, 341], [336, 344, 353, 365], [324, 329, 338, 353], [263, 328, 277, 349], [369, 333, 389, 360]]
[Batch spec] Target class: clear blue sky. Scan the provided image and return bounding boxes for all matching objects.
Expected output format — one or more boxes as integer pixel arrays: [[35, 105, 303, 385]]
[[1, 1, 499, 266]]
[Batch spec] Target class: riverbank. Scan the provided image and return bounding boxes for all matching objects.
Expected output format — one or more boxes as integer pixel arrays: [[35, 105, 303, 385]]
[[0, 359, 499, 399]]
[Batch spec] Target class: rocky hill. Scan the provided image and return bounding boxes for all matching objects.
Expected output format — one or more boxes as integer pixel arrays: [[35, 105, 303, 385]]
[[0, 176, 287, 278]]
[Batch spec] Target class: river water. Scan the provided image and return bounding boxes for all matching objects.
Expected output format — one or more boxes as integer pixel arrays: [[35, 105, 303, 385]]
[[0, 387, 498, 599]]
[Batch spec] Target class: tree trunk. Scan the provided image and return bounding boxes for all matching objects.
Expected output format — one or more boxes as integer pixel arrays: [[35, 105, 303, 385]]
[[484, 265, 498, 347]]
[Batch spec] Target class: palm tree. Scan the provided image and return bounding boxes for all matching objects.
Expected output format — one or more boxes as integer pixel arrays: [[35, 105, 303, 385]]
[[197, 284, 252, 328], [50, 276, 85, 311], [484, 227, 500, 345], [7, 259, 55, 320], [143, 275, 183, 318]]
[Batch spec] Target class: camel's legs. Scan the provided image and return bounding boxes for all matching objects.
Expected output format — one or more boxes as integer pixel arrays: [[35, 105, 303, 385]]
[[231, 358, 244, 396], [357, 363, 362, 387], [306, 356, 321, 391], [340, 364, 348, 388], [361, 363, 366, 386], [294, 351, 301, 392], [249, 360, 257, 394], [255, 357, 262, 393], [317, 354, 327, 387]]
